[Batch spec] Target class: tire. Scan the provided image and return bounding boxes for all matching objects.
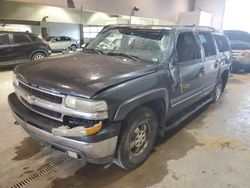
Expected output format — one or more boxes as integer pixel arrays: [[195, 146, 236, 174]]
[[70, 44, 77, 51], [31, 52, 46, 61], [114, 106, 158, 170], [211, 78, 223, 102]]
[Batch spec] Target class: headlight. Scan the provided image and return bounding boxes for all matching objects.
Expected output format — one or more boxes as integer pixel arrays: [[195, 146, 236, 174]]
[[65, 95, 108, 119]]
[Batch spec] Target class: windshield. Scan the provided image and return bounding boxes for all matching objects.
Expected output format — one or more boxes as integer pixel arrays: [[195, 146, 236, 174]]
[[86, 28, 171, 63]]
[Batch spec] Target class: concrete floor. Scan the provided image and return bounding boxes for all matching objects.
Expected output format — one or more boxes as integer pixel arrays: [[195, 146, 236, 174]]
[[0, 69, 250, 188]]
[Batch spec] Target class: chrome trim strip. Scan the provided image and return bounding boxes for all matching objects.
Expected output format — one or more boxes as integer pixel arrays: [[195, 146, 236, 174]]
[[14, 80, 108, 121], [171, 84, 215, 107], [15, 85, 108, 121], [171, 91, 202, 107], [18, 79, 64, 98], [12, 112, 117, 159]]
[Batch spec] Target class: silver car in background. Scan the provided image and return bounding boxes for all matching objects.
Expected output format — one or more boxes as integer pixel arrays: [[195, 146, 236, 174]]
[[47, 36, 79, 52]]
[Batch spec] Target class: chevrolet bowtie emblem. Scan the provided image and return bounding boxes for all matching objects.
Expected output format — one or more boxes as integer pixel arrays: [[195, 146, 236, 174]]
[[26, 95, 37, 105]]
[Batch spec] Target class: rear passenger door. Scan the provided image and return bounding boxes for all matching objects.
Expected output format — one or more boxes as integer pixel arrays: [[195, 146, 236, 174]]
[[0, 33, 14, 64], [10, 33, 33, 61], [198, 31, 219, 91], [170, 31, 205, 109]]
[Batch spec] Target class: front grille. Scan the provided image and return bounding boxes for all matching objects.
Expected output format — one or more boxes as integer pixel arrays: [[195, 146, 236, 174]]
[[19, 82, 63, 104], [21, 96, 62, 119]]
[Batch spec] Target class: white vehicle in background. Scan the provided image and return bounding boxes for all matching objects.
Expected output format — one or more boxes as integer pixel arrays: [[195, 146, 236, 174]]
[[47, 36, 79, 52]]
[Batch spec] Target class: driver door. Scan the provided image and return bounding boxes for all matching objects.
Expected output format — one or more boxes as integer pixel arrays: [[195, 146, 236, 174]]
[[170, 31, 205, 111]]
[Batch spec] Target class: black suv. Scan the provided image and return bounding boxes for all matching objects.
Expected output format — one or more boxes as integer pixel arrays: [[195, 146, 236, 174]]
[[0, 32, 51, 68], [8, 25, 230, 170]]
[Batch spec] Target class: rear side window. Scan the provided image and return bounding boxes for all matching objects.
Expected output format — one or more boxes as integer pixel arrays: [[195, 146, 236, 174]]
[[176, 32, 201, 62], [28, 34, 43, 42], [0, 34, 10, 45], [64, 36, 71, 41], [13, 34, 31, 43], [198, 32, 216, 57], [215, 35, 230, 52]]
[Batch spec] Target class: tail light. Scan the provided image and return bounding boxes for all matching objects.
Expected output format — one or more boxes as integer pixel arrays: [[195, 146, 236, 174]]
[[42, 40, 49, 46]]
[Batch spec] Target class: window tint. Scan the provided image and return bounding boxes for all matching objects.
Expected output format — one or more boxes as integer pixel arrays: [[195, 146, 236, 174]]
[[13, 34, 30, 43], [28, 34, 43, 42], [176, 32, 201, 62], [215, 35, 230, 52], [198, 32, 216, 57], [55, 37, 62, 41], [0, 34, 10, 45], [64, 36, 71, 41]]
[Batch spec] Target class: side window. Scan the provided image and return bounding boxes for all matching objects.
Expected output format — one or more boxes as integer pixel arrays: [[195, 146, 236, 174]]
[[28, 34, 43, 42], [0, 34, 10, 45], [176, 32, 201, 62], [60, 37, 68, 41], [198, 32, 216, 57], [55, 37, 62, 41], [13, 34, 30, 44], [215, 35, 230, 52], [64, 36, 71, 41]]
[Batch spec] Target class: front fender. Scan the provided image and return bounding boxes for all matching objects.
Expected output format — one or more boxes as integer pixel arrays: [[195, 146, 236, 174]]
[[113, 88, 168, 121]]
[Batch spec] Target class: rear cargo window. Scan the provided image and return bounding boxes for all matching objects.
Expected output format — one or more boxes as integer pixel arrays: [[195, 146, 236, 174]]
[[0, 34, 10, 45], [198, 32, 217, 57], [215, 35, 230, 52]]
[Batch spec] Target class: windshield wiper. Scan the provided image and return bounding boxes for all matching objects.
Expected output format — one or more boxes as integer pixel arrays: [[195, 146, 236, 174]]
[[106, 52, 139, 61], [84, 48, 103, 54]]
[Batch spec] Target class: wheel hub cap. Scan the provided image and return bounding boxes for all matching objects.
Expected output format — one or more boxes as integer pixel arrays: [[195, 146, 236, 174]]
[[130, 122, 149, 156], [135, 130, 146, 147]]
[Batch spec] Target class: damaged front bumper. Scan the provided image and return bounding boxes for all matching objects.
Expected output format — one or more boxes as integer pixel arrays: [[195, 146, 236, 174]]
[[8, 93, 120, 164]]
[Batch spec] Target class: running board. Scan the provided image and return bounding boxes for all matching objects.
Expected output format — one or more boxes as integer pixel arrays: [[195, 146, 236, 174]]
[[159, 97, 212, 137]]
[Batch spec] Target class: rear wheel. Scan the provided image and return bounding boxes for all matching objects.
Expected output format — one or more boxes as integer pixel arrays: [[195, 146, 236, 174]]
[[114, 107, 158, 170], [211, 78, 223, 102], [31, 52, 46, 61], [70, 44, 77, 51]]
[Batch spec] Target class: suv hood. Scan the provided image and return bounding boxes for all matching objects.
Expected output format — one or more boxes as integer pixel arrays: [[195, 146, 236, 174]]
[[15, 52, 157, 98]]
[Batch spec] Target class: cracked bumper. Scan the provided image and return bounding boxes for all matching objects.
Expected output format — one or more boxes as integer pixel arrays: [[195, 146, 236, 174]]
[[8, 93, 119, 164]]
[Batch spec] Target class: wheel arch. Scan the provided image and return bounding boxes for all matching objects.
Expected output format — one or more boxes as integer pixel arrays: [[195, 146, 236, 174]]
[[113, 88, 169, 128], [30, 50, 48, 60]]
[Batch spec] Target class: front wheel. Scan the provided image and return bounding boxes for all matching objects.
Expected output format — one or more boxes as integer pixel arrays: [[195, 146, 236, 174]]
[[114, 107, 158, 170]]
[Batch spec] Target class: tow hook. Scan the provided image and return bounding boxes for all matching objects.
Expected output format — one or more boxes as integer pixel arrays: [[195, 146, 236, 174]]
[[52, 121, 102, 137]]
